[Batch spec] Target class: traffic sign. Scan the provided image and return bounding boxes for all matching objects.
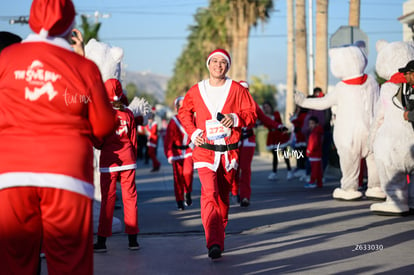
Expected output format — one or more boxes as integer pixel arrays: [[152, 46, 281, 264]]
[[330, 26, 368, 53]]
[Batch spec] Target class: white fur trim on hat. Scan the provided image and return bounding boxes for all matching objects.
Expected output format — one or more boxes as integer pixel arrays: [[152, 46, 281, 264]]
[[39, 28, 49, 39], [206, 49, 231, 70]]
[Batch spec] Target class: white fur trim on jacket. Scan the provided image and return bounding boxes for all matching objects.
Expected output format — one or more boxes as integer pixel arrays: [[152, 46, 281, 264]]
[[0, 172, 94, 199], [99, 163, 137, 173]]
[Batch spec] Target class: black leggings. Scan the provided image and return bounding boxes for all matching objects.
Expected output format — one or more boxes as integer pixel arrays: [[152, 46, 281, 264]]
[[295, 146, 307, 170], [272, 148, 291, 173]]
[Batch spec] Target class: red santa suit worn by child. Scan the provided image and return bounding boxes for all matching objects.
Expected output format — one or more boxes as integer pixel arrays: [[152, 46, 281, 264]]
[[305, 122, 324, 188], [95, 79, 139, 252], [0, 0, 116, 273], [232, 81, 282, 207], [178, 49, 256, 258], [164, 96, 194, 210]]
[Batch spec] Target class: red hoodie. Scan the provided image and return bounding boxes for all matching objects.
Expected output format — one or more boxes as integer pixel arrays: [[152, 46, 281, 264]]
[[306, 125, 324, 159]]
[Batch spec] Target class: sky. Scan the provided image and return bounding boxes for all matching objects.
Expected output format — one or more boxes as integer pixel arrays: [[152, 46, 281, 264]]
[[0, 0, 408, 87]]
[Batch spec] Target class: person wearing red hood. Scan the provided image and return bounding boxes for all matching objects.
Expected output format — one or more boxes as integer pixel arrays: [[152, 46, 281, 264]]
[[0, 0, 116, 274], [305, 116, 324, 188], [94, 79, 140, 253]]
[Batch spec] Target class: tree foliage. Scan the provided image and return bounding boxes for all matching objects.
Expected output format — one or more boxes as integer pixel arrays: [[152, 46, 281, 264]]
[[125, 82, 158, 106], [165, 0, 274, 106], [78, 15, 101, 43], [249, 75, 278, 107]]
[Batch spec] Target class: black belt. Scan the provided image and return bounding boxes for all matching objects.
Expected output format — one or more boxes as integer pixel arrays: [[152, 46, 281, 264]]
[[199, 142, 239, 152], [242, 129, 254, 140], [173, 144, 189, 150]]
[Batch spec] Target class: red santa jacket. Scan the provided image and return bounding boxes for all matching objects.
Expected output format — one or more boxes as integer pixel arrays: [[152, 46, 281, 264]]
[[306, 125, 324, 160], [241, 102, 280, 147], [0, 35, 116, 198], [146, 120, 158, 148], [99, 107, 137, 172], [164, 115, 193, 162], [178, 79, 257, 171], [266, 111, 290, 149], [290, 111, 307, 148]]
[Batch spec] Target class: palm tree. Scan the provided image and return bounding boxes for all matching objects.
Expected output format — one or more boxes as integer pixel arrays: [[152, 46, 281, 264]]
[[79, 15, 101, 43], [165, 5, 229, 105], [314, 0, 328, 94], [349, 0, 360, 27], [166, 0, 274, 106], [226, 0, 273, 81], [166, 0, 273, 106], [295, 0, 308, 95], [285, 0, 295, 126]]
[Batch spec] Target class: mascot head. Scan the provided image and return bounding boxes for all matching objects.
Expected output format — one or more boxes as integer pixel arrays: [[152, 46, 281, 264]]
[[329, 43, 367, 80], [85, 38, 123, 82], [375, 40, 414, 81]]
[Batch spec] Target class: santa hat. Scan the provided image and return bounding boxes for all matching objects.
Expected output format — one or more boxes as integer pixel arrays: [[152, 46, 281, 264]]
[[174, 96, 184, 106], [239, 80, 249, 89], [174, 96, 184, 108], [29, 0, 76, 39], [206, 49, 231, 70], [104, 78, 123, 102]]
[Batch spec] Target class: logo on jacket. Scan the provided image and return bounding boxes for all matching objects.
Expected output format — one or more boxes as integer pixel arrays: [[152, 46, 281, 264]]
[[116, 118, 128, 136], [25, 82, 58, 101], [14, 60, 61, 101]]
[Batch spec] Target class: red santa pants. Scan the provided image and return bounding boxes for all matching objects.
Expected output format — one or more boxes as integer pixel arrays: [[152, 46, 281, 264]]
[[310, 160, 323, 187], [0, 187, 93, 275], [231, 175, 239, 197], [197, 155, 234, 251], [237, 145, 255, 200], [98, 169, 139, 236], [172, 157, 194, 202], [148, 146, 161, 169]]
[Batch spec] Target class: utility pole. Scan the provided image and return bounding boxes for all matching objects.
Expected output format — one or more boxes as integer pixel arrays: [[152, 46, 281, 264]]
[[308, 0, 314, 95]]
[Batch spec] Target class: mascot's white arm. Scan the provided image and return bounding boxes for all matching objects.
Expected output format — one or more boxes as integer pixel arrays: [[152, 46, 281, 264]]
[[294, 89, 337, 110], [128, 97, 152, 126], [368, 95, 385, 152]]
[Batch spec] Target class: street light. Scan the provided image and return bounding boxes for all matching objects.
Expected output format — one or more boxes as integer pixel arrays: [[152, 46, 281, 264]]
[[9, 16, 29, 25]]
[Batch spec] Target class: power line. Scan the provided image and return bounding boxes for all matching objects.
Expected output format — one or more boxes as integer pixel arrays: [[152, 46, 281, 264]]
[[102, 30, 402, 42]]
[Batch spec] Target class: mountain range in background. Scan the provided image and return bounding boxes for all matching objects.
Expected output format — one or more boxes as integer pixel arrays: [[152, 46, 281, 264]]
[[122, 70, 169, 103]]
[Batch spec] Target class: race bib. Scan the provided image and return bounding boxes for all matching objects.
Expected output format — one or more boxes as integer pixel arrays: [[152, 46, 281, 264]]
[[206, 119, 230, 141]]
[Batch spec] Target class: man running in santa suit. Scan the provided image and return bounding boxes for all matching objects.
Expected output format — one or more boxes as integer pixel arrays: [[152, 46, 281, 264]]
[[164, 96, 194, 210], [178, 49, 257, 259], [0, 0, 116, 274]]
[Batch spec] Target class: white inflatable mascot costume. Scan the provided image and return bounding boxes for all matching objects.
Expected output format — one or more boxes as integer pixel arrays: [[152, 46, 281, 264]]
[[295, 43, 385, 201], [369, 40, 414, 216]]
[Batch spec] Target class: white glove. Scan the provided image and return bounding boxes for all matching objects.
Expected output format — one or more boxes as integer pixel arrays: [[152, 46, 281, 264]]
[[128, 97, 153, 125], [128, 97, 151, 117], [294, 91, 306, 106]]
